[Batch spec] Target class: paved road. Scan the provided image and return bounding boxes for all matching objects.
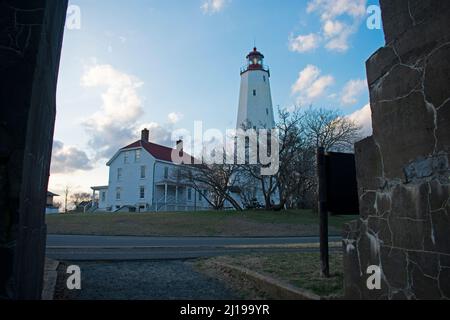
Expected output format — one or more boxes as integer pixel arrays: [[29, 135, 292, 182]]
[[46, 235, 341, 261]]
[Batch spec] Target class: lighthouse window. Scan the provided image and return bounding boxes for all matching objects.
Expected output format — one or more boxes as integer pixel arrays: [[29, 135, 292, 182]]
[[266, 108, 269, 115], [263, 76, 266, 82], [253, 90, 256, 96]]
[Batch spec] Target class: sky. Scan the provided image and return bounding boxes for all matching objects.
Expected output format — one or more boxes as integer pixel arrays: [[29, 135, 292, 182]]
[[50, 0, 384, 196]]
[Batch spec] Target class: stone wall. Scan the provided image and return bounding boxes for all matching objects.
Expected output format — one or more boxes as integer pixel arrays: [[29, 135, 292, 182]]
[[0, 0, 67, 299], [343, 0, 450, 299]]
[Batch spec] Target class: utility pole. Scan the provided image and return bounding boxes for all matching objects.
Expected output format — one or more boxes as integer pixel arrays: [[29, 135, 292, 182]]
[[64, 185, 70, 214]]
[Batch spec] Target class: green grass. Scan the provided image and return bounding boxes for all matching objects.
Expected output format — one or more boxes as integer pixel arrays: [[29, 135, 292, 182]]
[[46, 210, 356, 237], [197, 252, 344, 298]]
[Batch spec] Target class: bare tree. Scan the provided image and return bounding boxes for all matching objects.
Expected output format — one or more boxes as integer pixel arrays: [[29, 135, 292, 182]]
[[53, 201, 62, 210], [270, 106, 362, 209], [179, 163, 243, 211], [292, 106, 362, 209], [303, 106, 362, 151], [275, 108, 315, 209], [71, 192, 91, 207]]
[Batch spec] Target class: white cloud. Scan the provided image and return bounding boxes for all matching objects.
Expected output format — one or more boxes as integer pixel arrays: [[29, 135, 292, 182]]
[[80, 63, 182, 160], [308, 75, 334, 99], [348, 103, 372, 138], [201, 0, 229, 14], [81, 64, 144, 159], [323, 19, 345, 37], [307, 0, 366, 20], [167, 112, 184, 124], [291, 0, 367, 53], [324, 26, 354, 52], [288, 33, 321, 53], [292, 65, 320, 93], [341, 78, 367, 105], [51, 140, 93, 174], [292, 65, 334, 103]]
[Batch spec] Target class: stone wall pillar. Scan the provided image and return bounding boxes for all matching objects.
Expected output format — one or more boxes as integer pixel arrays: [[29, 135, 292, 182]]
[[0, 0, 67, 299], [344, 0, 450, 299]]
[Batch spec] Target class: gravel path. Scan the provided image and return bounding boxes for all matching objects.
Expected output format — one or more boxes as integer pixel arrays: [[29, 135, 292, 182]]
[[56, 260, 240, 300]]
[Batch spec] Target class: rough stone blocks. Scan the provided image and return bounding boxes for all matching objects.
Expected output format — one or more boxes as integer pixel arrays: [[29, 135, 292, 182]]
[[344, 0, 450, 299]]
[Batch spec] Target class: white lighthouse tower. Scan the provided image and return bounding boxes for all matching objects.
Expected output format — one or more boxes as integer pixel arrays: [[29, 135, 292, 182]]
[[237, 47, 275, 130]]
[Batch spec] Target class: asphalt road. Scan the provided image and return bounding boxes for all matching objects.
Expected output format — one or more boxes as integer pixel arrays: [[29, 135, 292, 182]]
[[46, 235, 341, 261]]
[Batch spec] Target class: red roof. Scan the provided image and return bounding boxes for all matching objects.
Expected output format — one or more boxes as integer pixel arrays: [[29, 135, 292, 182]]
[[121, 140, 195, 164]]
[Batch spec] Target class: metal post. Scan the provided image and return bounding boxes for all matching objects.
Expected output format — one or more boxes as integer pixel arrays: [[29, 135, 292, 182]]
[[317, 147, 329, 278]]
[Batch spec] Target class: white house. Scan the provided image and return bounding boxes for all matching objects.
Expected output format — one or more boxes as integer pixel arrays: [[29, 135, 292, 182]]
[[45, 191, 60, 214], [91, 129, 211, 213]]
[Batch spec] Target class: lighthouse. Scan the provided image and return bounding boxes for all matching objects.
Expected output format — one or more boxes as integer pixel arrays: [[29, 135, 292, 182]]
[[236, 47, 275, 130]]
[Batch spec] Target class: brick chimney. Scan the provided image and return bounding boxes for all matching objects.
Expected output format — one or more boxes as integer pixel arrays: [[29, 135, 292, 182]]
[[176, 139, 183, 155], [141, 128, 149, 142]]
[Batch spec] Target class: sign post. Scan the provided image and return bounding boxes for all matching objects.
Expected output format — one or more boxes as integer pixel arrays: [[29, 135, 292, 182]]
[[317, 147, 329, 278]]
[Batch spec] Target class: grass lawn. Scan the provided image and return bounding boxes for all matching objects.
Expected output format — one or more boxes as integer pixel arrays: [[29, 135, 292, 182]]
[[196, 252, 344, 298], [46, 210, 356, 237]]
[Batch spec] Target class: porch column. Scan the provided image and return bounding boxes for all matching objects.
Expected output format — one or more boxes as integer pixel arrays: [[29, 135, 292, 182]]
[[175, 186, 178, 211], [164, 183, 168, 210]]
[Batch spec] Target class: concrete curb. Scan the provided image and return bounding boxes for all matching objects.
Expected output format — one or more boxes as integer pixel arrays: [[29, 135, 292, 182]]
[[42, 258, 59, 300], [211, 261, 321, 300]]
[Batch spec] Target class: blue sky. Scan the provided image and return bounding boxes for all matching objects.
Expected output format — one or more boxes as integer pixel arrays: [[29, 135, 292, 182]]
[[50, 0, 384, 194]]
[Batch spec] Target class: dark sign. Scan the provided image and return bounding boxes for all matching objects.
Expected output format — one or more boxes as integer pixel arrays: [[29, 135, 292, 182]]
[[325, 152, 359, 215]]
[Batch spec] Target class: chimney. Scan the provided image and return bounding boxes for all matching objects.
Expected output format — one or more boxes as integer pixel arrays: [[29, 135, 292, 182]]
[[141, 128, 149, 142], [176, 139, 183, 155]]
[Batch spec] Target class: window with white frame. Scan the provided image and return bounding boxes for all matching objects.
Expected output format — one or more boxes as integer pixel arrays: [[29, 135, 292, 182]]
[[164, 167, 169, 179], [140, 165, 146, 179], [187, 188, 192, 201], [139, 186, 145, 199], [101, 191, 106, 202], [135, 149, 141, 162], [124, 152, 129, 164], [116, 187, 121, 200], [117, 168, 123, 181]]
